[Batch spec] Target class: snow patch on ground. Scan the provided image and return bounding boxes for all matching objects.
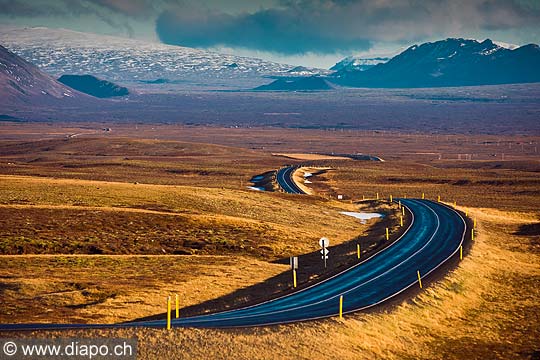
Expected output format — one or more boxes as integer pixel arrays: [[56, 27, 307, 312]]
[[340, 211, 384, 224], [247, 186, 265, 191]]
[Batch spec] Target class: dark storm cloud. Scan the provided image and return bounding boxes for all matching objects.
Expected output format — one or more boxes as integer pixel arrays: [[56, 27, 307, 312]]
[[156, 4, 371, 54], [0, 0, 178, 18], [0, 0, 67, 17], [155, 0, 540, 54], [90, 0, 165, 19], [0, 0, 146, 36]]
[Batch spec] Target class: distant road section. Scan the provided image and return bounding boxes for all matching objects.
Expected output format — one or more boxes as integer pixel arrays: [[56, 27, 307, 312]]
[[276, 166, 306, 194]]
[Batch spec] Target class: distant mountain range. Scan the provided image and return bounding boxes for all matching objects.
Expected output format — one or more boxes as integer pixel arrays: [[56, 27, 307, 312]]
[[2, 27, 539, 99], [0, 26, 328, 91], [331, 38, 540, 88], [0, 44, 90, 106]]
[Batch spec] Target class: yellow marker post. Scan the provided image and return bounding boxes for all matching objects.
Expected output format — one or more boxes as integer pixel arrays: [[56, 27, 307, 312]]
[[417, 270, 422, 289], [460, 245, 463, 260], [422, 192, 425, 199], [398, 200, 401, 209], [472, 229, 475, 241], [402, 207, 405, 216], [465, 210, 468, 217], [362, 195, 365, 200], [386, 227, 389, 240], [357, 244, 360, 259], [376, 192, 379, 200], [390, 194, 393, 202], [437, 195, 441, 202], [339, 295, 343, 319], [175, 293, 179, 319], [474, 217, 477, 229], [167, 296, 171, 330], [400, 215, 403, 227], [293, 269, 297, 288], [454, 200, 457, 207]]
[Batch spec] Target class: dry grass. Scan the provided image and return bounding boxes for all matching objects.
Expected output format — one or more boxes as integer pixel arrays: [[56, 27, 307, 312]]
[[309, 161, 539, 212], [0, 255, 287, 324], [0, 174, 367, 258], [0, 136, 284, 188], [3, 207, 538, 359]]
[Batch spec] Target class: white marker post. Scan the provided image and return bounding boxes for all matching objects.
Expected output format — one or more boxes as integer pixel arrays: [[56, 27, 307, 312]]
[[290, 256, 298, 288], [319, 237, 330, 269]]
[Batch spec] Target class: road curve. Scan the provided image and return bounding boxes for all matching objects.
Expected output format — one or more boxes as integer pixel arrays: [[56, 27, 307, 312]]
[[276, 166, 306, 194], [0, 199, 466, 331], [140, 198, 466, 328]]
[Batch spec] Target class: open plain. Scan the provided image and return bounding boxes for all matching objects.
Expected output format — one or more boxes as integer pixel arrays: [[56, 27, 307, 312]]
[[0, 122, 538, 358]]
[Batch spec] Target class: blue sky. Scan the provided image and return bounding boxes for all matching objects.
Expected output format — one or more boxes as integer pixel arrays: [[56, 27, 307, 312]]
[[1, 0, 540, 68]]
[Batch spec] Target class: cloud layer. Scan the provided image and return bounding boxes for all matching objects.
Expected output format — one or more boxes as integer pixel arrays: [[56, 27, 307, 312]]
[[156, 0, 540, 54], [2, 0, 539, 55]]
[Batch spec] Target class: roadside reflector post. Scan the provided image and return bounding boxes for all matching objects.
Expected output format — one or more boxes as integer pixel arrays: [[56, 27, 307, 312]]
[[390, 194, 393, 202], [339, 295, 343, 319], [400, 215, 403, 227], [460, 246, 463, 260], [402, 207, 405, 216], [437, 195, 441, 202], [167, 296, 171, 330], [175, 293, 179, 319], [472, 229, 475, 241], [362, 195, 365, 200], [465, 210, 468, 217], [474, 217, 477, 229], [386, 227, 389, 240], [454, 200, 457, 207], [357, 244, 360, 259], [290, 256, 299, 287], [422, 192, 425, 199], [376, 192, 379, 200], [417, 270, 423, 289], [398, 200, 402, 209]]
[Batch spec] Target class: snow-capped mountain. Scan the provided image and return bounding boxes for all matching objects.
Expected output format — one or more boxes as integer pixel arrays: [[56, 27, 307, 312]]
[[330, 56, 390, 72], [492, 41, 519, 50], [332, 38, 540, 88], [0, 27, 327, 91]]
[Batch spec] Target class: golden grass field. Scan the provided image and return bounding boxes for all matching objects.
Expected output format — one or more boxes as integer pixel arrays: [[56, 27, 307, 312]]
[[0, 123, 538, 359], [1, 206, 537, 359]]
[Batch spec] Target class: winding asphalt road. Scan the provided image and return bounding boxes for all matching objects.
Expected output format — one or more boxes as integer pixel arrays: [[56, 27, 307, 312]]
[[0, 167, 467, 330], [277, 166, 306, 194], [136, 198, 466, 328]]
